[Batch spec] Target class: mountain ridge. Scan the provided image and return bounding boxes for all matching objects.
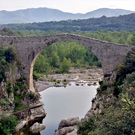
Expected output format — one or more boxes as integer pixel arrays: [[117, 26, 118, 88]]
[[0, 7, 134, 24]]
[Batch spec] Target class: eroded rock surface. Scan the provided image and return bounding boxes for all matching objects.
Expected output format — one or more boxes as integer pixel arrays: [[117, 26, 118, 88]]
[[54, 117, 80, 135], [29, 122, 46, 133], [15, 121, 27, 132]]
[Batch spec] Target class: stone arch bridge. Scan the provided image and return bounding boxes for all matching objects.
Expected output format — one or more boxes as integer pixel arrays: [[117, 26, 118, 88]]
[[0, 34, 134, 92]]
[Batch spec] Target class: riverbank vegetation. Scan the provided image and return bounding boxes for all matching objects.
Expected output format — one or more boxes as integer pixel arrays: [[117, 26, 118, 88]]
[[77, 48, 135, 135], [0, 114, 19, 135]]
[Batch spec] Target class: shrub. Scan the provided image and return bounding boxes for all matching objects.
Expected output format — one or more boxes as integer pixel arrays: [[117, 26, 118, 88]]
[[99, 80, 103, 85], [18, 76, 26, 82], [96, 103, 100, 108], [33, 71, 40, 81], [6, 82, 13, 94], [5, 45, 16, 63], [77, 116, 96, 135], [93, 82, 97, 85], [28, 93, 35, 99], [113, 81, 121, 97], [52, 79, 57, 82], [97, 81, 108, 93], [14, 96, 20, 107], [63, 79, 67, 82], [14, 105, 29, 112], [57, 80, 61, 83], [0, 114, 19, 135]]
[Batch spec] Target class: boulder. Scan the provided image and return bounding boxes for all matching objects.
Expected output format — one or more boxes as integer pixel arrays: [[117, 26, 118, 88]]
[[15, 121, 27, 132], [58, 117, 80, 129], [54, 117, 80, 135], [29, 122, 46, 133], [54, 126, 78, 135]]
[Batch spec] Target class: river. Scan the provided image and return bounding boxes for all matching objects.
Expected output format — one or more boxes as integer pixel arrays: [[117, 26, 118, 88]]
[[13, 83, 98, 135], [39, 83, 98, 135]]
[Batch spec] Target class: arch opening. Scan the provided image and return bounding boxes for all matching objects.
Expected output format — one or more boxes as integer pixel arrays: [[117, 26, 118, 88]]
[[29, 41, 103, 91]]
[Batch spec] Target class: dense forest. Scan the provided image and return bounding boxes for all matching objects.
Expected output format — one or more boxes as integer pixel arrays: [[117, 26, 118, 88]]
[[0, 13, 135, 33]]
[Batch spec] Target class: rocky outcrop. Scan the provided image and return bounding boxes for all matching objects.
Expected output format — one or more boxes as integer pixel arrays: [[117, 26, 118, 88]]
[[13, 105, 46, 132], [85, 92, 116, 120], [15, 120, 27, 132], [54, 117, 80, 135], [29, 122, 46, 133], [0, 63, 19, 114]]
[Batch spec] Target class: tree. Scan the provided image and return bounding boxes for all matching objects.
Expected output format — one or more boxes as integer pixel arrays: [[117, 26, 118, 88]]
[[0, 45, 16, 83], [44, 61, 50, 77], [61, 57, 71, 72], [5, 45, 16, 63], [51, 52, 60, 68]]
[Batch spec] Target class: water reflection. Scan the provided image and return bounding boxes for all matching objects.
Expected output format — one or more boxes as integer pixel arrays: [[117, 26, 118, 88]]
[[40, 83, 98, 135], [13, 83, 98, 135]]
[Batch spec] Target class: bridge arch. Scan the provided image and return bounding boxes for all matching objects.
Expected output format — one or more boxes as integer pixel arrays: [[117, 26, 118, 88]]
[[0, 34, 134, 92]]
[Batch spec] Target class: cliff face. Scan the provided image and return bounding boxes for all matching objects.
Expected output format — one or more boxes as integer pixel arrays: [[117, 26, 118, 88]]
[[0, 61, 46, 133], [85, 71, 117, 120], [0, 62, 19, 114]]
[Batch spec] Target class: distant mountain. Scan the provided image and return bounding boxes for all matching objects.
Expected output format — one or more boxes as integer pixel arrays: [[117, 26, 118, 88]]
[[84, 8, 134, 18], [0, 7, 134, 24]]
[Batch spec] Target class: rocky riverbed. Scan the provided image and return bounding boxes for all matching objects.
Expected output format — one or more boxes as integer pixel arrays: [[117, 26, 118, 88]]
[[35, 67, 103, 92]]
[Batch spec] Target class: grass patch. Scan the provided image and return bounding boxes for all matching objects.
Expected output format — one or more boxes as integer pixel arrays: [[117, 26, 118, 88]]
[[14, 105, 29, 112]]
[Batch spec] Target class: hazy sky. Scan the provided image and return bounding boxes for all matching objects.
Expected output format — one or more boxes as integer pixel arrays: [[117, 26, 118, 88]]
[[0, 0, 135, 13]]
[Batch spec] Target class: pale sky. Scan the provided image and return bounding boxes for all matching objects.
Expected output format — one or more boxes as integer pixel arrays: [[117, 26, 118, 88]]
[[0, 0, 135, 13]]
